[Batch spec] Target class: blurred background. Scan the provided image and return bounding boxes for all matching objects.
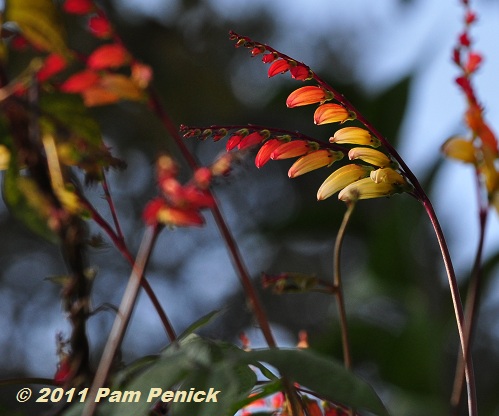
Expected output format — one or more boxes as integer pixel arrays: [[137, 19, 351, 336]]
[[1, 0, 499, 414]]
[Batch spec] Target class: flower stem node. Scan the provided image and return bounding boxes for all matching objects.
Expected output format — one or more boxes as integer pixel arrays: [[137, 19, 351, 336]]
[[317, 164, 373, 200]]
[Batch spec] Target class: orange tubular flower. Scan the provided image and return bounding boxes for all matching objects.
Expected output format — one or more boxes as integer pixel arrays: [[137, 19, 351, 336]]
[[314, 103, 352, 125], [317, 164, 373, 200], [286, 86, 328, 108], [288, 149, 343, 178], [271, 140, 310, 160], [238, 131, 266, 150], [255, 138, 282, 168], [268, 59, 290, 77], [330, 127, 380, 147]]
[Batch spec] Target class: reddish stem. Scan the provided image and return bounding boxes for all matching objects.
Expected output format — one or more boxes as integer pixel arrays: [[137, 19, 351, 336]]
[[148, 90, 277, 348]]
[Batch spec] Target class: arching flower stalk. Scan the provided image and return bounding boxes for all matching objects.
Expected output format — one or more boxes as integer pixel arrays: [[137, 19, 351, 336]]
[[183, 31, 477, 416]]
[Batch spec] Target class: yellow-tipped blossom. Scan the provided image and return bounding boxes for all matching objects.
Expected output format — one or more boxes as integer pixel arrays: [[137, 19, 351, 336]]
[[370, 167, 406, 185], [271, 140, 311, 160], [286, 86, 329, 108], [348, 147, 391, 167], [330, 127, 380, 147], [441, 136, 476, 164], [314, 103, 352, 125], [317, 164, 373, 200], [338, 177, 399, 202], [288, 149, 343, 178]]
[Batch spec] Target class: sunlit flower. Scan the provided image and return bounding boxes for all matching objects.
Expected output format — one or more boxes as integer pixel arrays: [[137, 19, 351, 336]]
[[288, 149, 343, 178], [238, 131, 266, 150], [226, 135, 243, 151], [317, 164, 372, 200], [330, 127, 380, 147], [314, 103, 352, 125], [268, 59, 290, 77], [286, 86, 329, 108], [143, 199, 205, 227], [370, 167, 406, 185], [88, 15, 113, 39], [37, 54, 67, 82], [465, 52, 483, 73], [255, 138, 283, 168], [348, 147, 391, 167], [338, 177, 399, 202], [87, 43, 130, 70], [271, 140, 310, 160], [441, 136, 476, 164], [61, 70, 100, 93], [290, 64, 311, 80]]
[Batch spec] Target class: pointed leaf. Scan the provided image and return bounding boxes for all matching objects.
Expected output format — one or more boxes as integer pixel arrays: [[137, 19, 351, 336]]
[[237, 348, 390, 416]]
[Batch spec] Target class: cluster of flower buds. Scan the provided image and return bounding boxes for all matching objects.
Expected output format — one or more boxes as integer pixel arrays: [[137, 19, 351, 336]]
[[444, 0, 499, 210], [185, 32, 413, 204]]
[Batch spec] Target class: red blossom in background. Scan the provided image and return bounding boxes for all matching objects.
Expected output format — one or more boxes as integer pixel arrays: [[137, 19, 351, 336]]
[[87, 43, 130, 70], [88, 15, 113, 39], [37, 54, 67, 82], [63, 0, 94, 14]]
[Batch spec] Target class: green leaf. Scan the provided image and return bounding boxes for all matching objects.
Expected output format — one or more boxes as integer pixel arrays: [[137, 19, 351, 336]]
[[238, 348, 390, 416], [2, 165, 57, 242], [40, 93, 102, 147], [5, 0, 68, 56], [177, 309, 223, 340]]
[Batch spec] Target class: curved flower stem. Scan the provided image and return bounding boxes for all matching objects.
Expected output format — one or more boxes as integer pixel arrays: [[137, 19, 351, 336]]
[[333, 201, 356, 370], [311, 73, 477, 416], [148, 90, 277, 348], [81, 196, 177, 342], [451, 185, 488, 413], [82, 225, 160, 416]]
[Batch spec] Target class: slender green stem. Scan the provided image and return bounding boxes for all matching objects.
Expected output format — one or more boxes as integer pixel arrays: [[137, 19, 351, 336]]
[[333, 202, 356, 370], [82, 225, 159, 416]]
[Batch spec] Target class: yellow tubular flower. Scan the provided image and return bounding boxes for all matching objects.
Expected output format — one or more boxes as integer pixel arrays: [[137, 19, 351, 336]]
[[288, 149, 343, 178], [348, 147, 391, 167], [370, 167, 406, 185], [317, 164, 373, 200], [286, 86, 329, 108], [330, 127, 380, 147], [441, 136, 477, 164], [338, 177, 398, 202]]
